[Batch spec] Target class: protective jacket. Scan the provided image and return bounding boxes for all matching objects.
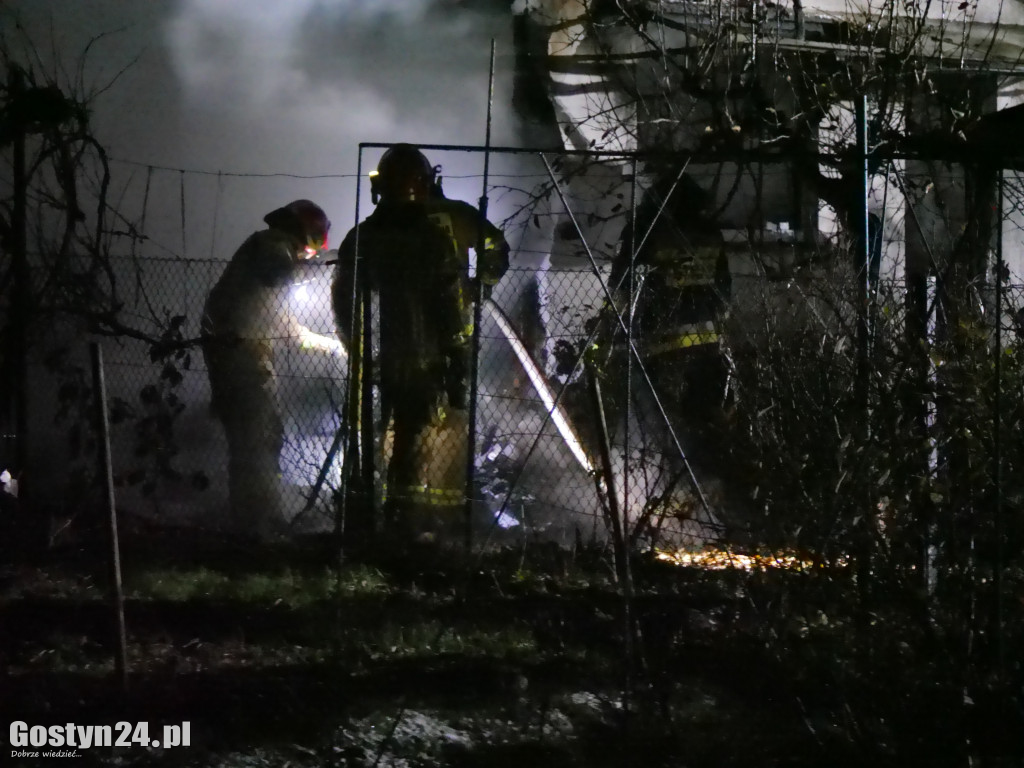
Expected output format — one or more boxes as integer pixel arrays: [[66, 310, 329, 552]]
[[608, 187, 732, 480], [202, 230, 304, 391], [201, 229, 314, 536], [613, 201, 730, 360], [334, 197, 509, 405], [333, 195, 509, 530]]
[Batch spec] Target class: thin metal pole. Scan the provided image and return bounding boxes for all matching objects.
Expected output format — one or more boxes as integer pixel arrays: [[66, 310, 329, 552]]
[[340, 151, 365, 543], [891, 166, 940, 593], [585, 357, 635, 714], [463, 39, 497, 552], [90, 342, 128, 693], [855, 96, 871, 415], [353, 147, 376, 535], [587, 361, 629, 584], [623, 157, 638, 536], [360, 274, 375, 528], [178, 171, 187, 259], [10, 67, 30, 515], [854, 95, 874, 624], [993, 167, 1004, 676]]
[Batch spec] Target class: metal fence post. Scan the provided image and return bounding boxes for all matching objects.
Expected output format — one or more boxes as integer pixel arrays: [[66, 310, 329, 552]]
[[90, 342, 128, 693], [463, 40, 497, 552]]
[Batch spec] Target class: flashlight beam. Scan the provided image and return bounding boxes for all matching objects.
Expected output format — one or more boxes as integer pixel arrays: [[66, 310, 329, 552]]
[[299, 327, 347, 358]]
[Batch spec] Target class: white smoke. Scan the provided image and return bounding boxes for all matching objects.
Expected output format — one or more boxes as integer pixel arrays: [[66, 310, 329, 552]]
[[164, 1, 512, 151], [166, 1, 401, 129], [4, 0, 524, 250], [162, 0, 520, 242]]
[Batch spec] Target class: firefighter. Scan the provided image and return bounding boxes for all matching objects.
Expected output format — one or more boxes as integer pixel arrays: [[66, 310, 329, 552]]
[[607, 174, 732, 469], [333, 144, 510, 541], [202, 199, 343, 538]]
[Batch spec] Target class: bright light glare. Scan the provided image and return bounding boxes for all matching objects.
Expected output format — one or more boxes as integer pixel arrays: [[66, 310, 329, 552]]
[[294, 284, 310, 303], [494, 510, 520, 529]]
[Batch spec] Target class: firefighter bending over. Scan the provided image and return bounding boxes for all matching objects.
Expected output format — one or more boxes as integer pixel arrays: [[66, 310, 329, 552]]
[[202, 199, 343, 538], [333, 144, 510, 541]]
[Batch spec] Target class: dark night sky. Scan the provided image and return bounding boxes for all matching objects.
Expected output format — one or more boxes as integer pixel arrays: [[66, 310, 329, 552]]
[[2, 0, 522, 258]]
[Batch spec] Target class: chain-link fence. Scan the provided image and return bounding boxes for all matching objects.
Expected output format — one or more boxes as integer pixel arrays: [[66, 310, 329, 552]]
[[36, 253, 730, 550], [43, 261, 1015, 555], [13, 150, 1024, 564]]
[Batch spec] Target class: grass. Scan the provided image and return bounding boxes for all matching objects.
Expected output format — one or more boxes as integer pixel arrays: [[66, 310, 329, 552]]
[[3, 546, 559, 683], [125, 563, 392, 606], [6, 531, 1012, 767], [3, 537, 646, 765], [365, 620, 538, 660]]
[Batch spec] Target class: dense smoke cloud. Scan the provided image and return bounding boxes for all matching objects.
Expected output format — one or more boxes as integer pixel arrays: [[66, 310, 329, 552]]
[[4, 0, 520, 255], [164, 0, 518, 235], [167, 1, 403, 148]]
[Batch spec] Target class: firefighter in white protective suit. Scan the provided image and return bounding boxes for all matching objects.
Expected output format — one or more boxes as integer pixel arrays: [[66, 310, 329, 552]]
[[333, 144, 509, 542], [202, 199, 344, 538]]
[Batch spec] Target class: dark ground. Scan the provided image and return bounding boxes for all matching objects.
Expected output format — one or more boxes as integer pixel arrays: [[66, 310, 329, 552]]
[[1, 516, 1015, 767]]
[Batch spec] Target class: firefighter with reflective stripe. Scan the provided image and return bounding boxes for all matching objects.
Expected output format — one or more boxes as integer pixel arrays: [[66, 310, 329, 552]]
[[202, 199, 342, 538], [612, 174, 730, 361], [609, 174, 732, 469], [333, 144, 509, 540]]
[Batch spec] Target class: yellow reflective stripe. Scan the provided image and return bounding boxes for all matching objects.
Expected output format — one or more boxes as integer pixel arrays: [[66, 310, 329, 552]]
[[400, 486, 464, 507], [480, 236, 504, 285], [383, 483, 464, 507], [646, 331, 720, 356]]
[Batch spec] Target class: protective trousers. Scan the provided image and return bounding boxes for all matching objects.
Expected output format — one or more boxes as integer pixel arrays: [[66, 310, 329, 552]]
[[384, 389, 468, 540], [202, 338, 285, 537]]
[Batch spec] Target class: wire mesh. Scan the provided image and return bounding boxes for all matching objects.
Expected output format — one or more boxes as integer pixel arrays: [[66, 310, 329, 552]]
[[29, 254, 738, 551], [9, 151, 1024, 565]]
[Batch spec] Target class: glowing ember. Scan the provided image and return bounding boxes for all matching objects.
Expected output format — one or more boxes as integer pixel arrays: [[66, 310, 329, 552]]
[[654, 548, 839, 570]]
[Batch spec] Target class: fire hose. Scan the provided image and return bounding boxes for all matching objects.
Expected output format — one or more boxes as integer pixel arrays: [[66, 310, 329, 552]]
[[482, 298, 593, 474]]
